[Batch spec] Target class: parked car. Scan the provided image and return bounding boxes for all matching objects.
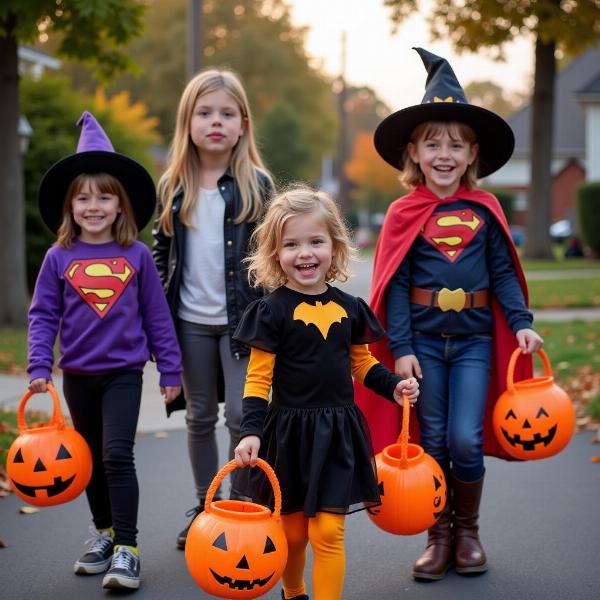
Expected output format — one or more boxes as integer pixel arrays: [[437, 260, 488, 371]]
[[509, 221, 573, 246]]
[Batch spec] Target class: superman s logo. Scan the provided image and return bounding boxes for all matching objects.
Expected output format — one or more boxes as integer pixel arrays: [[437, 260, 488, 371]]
[[420, 209, 485, 262], [64, 258, 135, 318]]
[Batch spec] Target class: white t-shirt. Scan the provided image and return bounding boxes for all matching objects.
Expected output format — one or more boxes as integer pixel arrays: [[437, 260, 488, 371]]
[[178, 187, 228, 325]]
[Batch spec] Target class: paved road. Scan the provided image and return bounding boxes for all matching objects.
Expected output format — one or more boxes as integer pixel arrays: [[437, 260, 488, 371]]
[[1, 259, 599, 598], [1, 422, 599, 600]]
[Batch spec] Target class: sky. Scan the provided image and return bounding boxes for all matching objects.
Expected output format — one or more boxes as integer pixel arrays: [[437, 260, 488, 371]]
[[286, 0, 535, 111]]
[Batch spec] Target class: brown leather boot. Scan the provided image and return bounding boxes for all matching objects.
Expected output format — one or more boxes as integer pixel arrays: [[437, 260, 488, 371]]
[[412, 500, 453, 580], [452, 474, 488, 574]]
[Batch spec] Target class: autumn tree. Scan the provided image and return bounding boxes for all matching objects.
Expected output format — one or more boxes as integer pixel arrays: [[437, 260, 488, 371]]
[[383, 0, 600, 259], [346, 132, 405, 213], [0, 0, 147, 325], [55, 0, 337, 181], [464, 80, 527, 119]]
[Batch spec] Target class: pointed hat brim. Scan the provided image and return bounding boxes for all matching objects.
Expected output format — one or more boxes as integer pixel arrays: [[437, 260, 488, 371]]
[[374, 102, 514, 178], [38, 150, 156, 234]]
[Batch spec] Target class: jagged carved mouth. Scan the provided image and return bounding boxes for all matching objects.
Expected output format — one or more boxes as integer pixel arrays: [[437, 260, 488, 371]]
[[501, 424, 557, 451], [11, 474, 76, 498], [209, 568, 274, 590]]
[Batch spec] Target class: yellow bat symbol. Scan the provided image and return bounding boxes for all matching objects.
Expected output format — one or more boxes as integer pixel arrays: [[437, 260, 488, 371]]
[[293, 300, 348, 339]]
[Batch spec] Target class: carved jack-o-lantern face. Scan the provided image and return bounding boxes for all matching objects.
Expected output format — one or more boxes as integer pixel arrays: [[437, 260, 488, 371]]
[[185, 500, 288, 599], [368, 444, 447, 536], [493, 379, 576, 460], [493, 348, 576, 460], [7, 428, 92, 507]]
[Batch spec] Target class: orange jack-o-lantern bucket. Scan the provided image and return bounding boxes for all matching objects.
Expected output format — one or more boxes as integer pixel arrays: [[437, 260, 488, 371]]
[[185, 458, 288, 599], [7, 384, 92, 507], [368, 396, 447, 535], [493, 348, 575, 460]]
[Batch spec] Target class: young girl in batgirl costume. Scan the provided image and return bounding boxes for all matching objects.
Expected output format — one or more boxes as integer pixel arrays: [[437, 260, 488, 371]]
[[233, 186, 419, 600], [355, 48, 543, 581]]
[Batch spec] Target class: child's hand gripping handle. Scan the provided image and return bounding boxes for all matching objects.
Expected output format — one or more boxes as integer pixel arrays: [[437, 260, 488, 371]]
[[204, 458, 283, 519], [17, 382, 65, 433]]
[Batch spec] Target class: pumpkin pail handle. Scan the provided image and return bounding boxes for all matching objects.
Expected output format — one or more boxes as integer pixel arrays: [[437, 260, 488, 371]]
[[17, 383, 65, 433], [398, 395, 411, 467], [204, 459, 282, 518], [506, 348, 553, 394]]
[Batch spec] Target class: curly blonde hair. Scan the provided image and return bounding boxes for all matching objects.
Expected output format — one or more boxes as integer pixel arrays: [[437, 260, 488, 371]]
[[400, 121, 479, 189], [247, 185, 357, 290]]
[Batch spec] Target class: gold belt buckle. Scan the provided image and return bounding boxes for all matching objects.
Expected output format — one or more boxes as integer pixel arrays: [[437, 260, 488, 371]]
[[437, 287, 466, 312]]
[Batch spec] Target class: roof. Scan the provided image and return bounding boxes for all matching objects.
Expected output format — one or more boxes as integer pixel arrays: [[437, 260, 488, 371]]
[[508, 43, 600, 158]]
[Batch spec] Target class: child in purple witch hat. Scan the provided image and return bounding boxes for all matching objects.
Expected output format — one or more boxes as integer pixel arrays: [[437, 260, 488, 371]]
[[28, 112, 183, 591]]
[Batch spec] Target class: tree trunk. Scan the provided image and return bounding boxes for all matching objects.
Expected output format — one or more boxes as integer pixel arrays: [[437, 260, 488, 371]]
[[0, 14, 29, 325], [523, 36, 556, 260]]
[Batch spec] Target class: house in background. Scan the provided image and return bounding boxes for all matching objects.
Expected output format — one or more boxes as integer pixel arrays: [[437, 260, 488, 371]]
[[484, 43, 600, 230]]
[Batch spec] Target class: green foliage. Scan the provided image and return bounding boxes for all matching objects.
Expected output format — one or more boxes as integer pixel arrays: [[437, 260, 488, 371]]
[[20, 75, 158, 290], [260, 102, 311, 186], [1, 0, 146, 81], [54, 0, 337, 181], [577, 182, 600, 256], [486, 188, 513, 223], [383, 1, 600, 57]]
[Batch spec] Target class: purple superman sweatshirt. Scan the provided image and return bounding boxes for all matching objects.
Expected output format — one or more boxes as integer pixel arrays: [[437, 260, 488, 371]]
[[28, 239, 182, 387]]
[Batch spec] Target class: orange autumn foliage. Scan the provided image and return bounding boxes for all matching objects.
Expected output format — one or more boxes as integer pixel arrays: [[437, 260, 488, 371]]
[[345, 132, 403, 199]]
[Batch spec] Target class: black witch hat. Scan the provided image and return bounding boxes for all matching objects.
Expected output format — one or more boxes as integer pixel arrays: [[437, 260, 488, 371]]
[[38, 112, 156, 233], [374, 47, 514, 178]]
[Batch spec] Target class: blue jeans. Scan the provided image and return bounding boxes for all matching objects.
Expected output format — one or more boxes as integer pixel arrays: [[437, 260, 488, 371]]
[[412, 332, 492, 482]]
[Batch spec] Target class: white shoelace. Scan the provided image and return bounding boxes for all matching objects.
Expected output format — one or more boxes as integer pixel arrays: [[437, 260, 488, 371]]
[[83, 526, 112, 554], [112, 547, 136, 570]]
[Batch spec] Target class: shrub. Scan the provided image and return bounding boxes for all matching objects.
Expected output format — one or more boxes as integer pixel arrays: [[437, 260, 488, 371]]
[[577, 182, 600, 256]]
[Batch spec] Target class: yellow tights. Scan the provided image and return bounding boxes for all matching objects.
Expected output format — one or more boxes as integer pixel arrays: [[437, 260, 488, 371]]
[[280, 511, 346, 600]]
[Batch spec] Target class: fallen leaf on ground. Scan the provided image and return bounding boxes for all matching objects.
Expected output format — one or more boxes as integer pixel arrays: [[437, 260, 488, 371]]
[[19, 506, 39, 514], [0, 538, 7, 548], [154, 431, 168, 438], [590, 456, 600, 463]]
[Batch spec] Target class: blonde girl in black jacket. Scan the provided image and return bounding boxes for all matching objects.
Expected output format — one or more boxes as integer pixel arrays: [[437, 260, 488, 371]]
[[152, 68, 274, 549]]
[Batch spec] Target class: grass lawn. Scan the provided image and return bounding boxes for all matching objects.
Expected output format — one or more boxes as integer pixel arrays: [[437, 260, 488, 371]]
[[528, 278, 600, 308]]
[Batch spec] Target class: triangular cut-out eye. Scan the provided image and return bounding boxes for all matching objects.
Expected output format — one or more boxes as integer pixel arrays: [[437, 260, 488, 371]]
[[264, 536, 276, 554], [506, 409, 517, 420], [536, 407, 549, 418], [433, 475, 442, 491], [13, 448, 24, 463], [378, 481, 384, 495], [56, 444, 72, 460], [212, 532, 227, 550]]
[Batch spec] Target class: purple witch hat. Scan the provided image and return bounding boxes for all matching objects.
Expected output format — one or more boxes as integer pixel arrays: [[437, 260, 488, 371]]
[[374, 48, 514, 178], [38, 111, 156, 233]]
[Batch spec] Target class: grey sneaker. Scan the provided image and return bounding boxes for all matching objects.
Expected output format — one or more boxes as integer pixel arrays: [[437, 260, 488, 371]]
[[73, 527, 114, 575], [102, 545, 141, 590]]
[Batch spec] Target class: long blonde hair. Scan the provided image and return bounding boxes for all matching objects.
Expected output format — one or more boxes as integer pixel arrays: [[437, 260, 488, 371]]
[[56, 173, 137, 248], [247, 185, 357, 290], [157, 68, 271, 235], [400, 121, 479, 189]]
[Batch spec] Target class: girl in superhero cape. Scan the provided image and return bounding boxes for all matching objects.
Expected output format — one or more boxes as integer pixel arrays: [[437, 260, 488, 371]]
[[28, 112, 182, 591], [233, 185, 419, 600], [354, 48, 543, 580]]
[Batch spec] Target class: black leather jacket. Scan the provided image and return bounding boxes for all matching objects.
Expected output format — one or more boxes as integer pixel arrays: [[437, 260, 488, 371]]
[[152, 168, 273, 359]]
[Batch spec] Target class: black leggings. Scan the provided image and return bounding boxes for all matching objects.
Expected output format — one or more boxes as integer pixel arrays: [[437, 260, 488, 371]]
[[63, 371, 142, 547]]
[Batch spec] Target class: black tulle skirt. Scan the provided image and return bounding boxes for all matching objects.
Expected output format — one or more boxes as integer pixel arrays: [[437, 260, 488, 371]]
[[237, 403, 381, 516]]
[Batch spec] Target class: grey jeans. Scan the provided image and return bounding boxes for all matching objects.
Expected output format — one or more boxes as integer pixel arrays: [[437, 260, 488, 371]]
[[177, 319, 248, 501]]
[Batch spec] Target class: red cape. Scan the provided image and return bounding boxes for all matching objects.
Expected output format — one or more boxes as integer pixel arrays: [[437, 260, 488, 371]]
[[355, 184, 533, 460]]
